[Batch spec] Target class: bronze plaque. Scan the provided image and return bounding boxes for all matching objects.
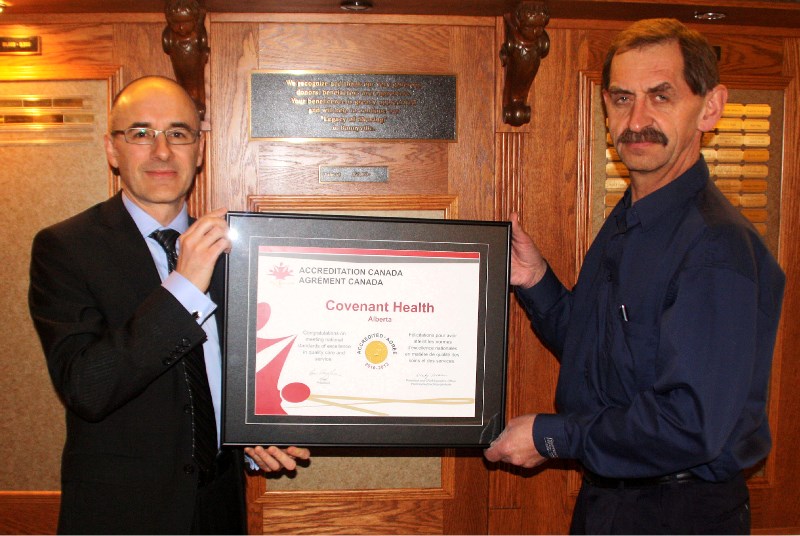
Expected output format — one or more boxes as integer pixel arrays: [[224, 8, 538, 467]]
[[250, 71, 456, 141], [0, 36, 41, 55]]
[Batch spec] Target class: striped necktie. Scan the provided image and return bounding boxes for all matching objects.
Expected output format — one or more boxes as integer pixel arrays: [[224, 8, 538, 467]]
[[148, 229, 218, 474]]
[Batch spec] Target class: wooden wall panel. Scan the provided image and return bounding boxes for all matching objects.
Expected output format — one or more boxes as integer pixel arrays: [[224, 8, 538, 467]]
[[0, 24, 112, 67], [245, 451, 489, 535], [208, 21, 261, 211], [447, 25, 496, 220], [0, 492, 60, 535], [580, 25, 787, 80], [257, 23, 452, 72], [748, 35, 800, 534], [488, 132, 525, 518], [259, 497, 445, 534], [489, 26, 586, 536], [112, 22, 173, 83], [256, 142, 449, 196], [249, 22, 457, 200]]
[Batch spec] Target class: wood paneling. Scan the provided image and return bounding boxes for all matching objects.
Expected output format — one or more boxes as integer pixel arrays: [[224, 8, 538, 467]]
[[208, 22, 260, 211], [747, 35, 800, 534], [6, 0, 800, 30], [251, 462, 454, 535], [244, 451, 487, 535], [0, 492, 60, 535], [260, 497, 445, 534], [0, 24, 113, 67], [111, 22, 174, 84], [259, 23, 452, 71], [489, 132, 524, 514], [256, 143, 449, 196], [248, 194, 458, 216], [448, 24, 496, 221]]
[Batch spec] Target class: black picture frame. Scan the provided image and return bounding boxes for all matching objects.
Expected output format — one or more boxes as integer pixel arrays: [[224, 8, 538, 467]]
[[223, 212, 510, 447]]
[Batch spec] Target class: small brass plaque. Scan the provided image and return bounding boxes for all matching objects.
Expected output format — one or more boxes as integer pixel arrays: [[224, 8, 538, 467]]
[[250, 72, 456, 141], [319, 166, 389, 183], [0, 36, 41, 55]]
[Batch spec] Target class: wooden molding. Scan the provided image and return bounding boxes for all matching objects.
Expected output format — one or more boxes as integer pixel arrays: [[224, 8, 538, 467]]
[[0, 64, 122, 82], [247, 450, 458, 534], [247, 194, 459, 218], [209, 12, 495, 26], [576, 70, 601, 272], [488, 131, 525, 510], [0, 492, 60, 535], [718, 75, 793, 91]]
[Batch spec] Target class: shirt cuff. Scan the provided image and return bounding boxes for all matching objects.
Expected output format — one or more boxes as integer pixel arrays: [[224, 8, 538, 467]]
[[162, 271, 217, 324], [244, 453, 260, 472], [514, 264, 563, 319], [533, 413, 568, 459]]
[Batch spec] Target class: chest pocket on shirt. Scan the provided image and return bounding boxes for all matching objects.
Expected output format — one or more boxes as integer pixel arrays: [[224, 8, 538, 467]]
[[600, 316, 658, 405]]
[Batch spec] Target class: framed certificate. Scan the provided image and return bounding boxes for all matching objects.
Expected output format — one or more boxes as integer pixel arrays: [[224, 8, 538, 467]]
[[222, 212, 510, 447]]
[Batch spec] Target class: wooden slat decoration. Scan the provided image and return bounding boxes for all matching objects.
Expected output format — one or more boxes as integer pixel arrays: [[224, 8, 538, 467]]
[[722, 103, 772, 118], [0, 93, 97, 144], [702, 132, 770, 147], [603, 100, 774, 235], [701, 148, 770, 163]]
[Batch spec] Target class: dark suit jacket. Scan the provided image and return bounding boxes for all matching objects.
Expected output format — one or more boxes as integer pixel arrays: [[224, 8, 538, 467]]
[[29, 192, 245, 534]]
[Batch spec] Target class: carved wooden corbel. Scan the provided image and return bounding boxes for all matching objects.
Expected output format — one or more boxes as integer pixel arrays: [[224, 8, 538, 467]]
[[162, 0, 210, 120], [499, 1, 550, 127]]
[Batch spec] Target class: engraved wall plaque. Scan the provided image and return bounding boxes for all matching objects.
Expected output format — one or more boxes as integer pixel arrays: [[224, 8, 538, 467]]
[[319, 166, 389, 183], [0, 36, 41, 56], [250, 71, 457, 141]]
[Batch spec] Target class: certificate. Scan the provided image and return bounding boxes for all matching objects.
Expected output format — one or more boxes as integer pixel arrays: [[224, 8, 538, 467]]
[[223, 212, 510, 447]]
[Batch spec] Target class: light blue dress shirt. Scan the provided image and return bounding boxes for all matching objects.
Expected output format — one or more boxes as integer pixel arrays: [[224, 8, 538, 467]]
[[121, 193, 222, 448]]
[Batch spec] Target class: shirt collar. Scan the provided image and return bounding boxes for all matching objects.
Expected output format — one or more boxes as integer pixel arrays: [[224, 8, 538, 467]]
[[121, 191, 190, 237], [622, 156, 709, 231]]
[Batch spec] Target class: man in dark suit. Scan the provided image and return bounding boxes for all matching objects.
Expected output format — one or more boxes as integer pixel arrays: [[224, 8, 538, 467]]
[[29, 76, 309, 534]]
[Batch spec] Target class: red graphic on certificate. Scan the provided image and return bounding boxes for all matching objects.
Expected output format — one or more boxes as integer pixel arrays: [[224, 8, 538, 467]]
[[253, 302, 300, 414]]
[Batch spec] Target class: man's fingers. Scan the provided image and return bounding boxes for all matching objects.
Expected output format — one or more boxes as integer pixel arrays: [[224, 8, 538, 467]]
[[246, 445, 309, 473]]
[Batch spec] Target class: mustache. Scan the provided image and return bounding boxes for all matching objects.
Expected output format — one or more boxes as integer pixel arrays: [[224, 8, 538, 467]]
[[617, 127, 668, 146]]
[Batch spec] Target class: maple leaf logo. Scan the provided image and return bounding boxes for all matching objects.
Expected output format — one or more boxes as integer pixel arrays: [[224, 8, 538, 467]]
[[269, 263, 293, 280]]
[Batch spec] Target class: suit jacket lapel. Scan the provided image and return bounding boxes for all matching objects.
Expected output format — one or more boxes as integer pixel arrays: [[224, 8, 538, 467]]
[[98, 192, 163, 296], [101, 195, 228, 345], [210, 255, 226, 347], [190, 215, 227, 345]]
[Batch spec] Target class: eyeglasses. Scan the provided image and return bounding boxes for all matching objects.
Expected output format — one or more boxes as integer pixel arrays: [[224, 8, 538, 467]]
[[110, 127, 201, 145]]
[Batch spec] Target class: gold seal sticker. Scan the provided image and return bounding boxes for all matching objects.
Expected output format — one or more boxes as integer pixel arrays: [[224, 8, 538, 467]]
[[364, 340, 389, 364]]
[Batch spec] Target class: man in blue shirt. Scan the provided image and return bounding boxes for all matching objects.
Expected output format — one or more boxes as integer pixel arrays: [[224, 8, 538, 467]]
[[29, 76, 309, 534], [484, 18, 785, 534]]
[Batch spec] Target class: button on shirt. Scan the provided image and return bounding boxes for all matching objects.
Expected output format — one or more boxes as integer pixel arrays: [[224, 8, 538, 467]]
[[516, 158, 785, 481], [122, 193, 222, 448]]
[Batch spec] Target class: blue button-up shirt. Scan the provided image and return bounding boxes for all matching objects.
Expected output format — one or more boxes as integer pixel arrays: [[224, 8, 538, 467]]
[[517, 158, 785, 481]]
